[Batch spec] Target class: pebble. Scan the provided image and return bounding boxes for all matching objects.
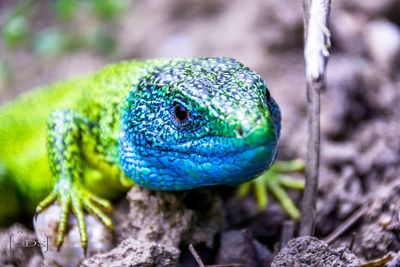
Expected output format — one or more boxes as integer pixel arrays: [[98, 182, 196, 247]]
[[33, 204, 113, 267]]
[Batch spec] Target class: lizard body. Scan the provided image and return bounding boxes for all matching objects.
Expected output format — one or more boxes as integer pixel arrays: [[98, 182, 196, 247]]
[[0, 57, 282, 248]]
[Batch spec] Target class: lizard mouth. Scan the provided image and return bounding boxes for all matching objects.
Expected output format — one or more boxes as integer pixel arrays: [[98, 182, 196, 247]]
[[119, 125, 279, 190], [139, 136, 276, 159], [126, 125, 278, 163], [164, 126, 278, 157]]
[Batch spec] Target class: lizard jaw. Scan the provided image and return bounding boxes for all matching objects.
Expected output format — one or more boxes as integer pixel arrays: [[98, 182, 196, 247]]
[[119, 126, 279, 190]]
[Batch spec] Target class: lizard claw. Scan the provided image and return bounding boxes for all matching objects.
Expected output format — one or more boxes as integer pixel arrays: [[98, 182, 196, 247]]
[[36, 191, 57, 213], [36, 182, 113, 250], [237, 159, 305, 220]]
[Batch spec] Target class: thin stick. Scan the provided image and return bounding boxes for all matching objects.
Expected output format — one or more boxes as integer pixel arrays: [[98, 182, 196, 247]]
[[324, 206, 367, 244], [299, 0, 331, 237], [280, 220, 296, 249], [189, 244, 205, 267]]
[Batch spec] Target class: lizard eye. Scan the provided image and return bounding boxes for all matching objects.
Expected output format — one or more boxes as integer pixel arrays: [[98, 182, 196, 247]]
[[172, 101, 190, 127]]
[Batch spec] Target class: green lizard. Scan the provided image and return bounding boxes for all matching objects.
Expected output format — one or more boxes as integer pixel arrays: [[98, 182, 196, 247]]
[[0, 57, 303, 250]]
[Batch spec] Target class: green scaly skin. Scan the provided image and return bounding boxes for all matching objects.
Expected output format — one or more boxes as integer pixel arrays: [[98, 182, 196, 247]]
[[0, 58, 303, 251]]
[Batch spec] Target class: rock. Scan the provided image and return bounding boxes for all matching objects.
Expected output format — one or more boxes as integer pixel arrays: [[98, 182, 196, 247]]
[[0, 224, 43, 267], [81, 238, 179, 267], [364, 20, 400, 72], [272, 236, 361, 267], [33, 204, 113, 267]]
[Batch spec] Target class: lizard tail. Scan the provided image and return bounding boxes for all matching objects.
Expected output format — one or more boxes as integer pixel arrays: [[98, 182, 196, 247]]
[[0, 162, 22, 226]]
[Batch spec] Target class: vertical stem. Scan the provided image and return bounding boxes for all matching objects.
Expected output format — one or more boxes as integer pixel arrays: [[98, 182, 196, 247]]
[[280, 220, 296, 248], [300, 82, 320, 236], [299, 0, 331, 237]]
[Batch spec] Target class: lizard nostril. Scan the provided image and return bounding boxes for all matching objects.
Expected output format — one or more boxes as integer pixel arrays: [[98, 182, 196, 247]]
[[236, 126, 244, 137]]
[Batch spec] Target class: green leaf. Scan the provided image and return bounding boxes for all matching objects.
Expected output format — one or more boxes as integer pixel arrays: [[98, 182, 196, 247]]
[[92, 0, 126, 20], [53, 0, 78, 21], [3, 15, 29, 46]]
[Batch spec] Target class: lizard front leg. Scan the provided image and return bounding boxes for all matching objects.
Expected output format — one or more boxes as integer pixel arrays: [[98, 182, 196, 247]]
[[36, 109, 114, 250]]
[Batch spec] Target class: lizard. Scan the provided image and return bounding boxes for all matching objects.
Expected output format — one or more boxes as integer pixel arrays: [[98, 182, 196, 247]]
[[0, 57, 303, 251]]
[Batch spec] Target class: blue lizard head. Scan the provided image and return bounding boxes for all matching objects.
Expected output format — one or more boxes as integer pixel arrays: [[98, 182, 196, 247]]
[[119, 57, 281, 190]]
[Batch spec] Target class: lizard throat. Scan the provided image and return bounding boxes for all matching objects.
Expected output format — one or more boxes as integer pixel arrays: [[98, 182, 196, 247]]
[[119, 133, 279, 191]]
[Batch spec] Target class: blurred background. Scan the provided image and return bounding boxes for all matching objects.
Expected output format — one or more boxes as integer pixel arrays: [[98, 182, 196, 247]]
[[1, 0, 400, 262], [0, 0, 306, 102]]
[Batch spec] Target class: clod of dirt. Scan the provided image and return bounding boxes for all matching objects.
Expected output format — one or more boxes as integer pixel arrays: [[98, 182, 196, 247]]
[[115, 186, 224, 247], [81, 238, 180, 267], [0, 224, 43, 267], [355, 224, 399, 260], [215, 230, 273, 267], [86, 186, 224, 266], [353, 181, 400, 260], [271, 236, 361, 267]]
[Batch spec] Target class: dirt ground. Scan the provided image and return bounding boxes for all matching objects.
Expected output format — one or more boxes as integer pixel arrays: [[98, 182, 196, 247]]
[[1, 0, 400, 266]]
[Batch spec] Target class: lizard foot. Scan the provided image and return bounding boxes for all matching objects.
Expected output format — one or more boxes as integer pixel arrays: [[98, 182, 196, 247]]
[[237, 159, 305, 220], [36, 181, 113, 250]]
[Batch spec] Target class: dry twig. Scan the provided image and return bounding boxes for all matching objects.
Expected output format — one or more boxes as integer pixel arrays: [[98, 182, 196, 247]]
[[280, 220, 296, 249], [189, 243, 206, 267], [299, 0, 331, 237], [189, 243, 246, 267], [324, 205, 367, 244]]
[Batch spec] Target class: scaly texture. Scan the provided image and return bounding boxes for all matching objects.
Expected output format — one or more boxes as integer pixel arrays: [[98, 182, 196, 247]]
[[0, 57, 282, 249], [120, 58, 280, 190]]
